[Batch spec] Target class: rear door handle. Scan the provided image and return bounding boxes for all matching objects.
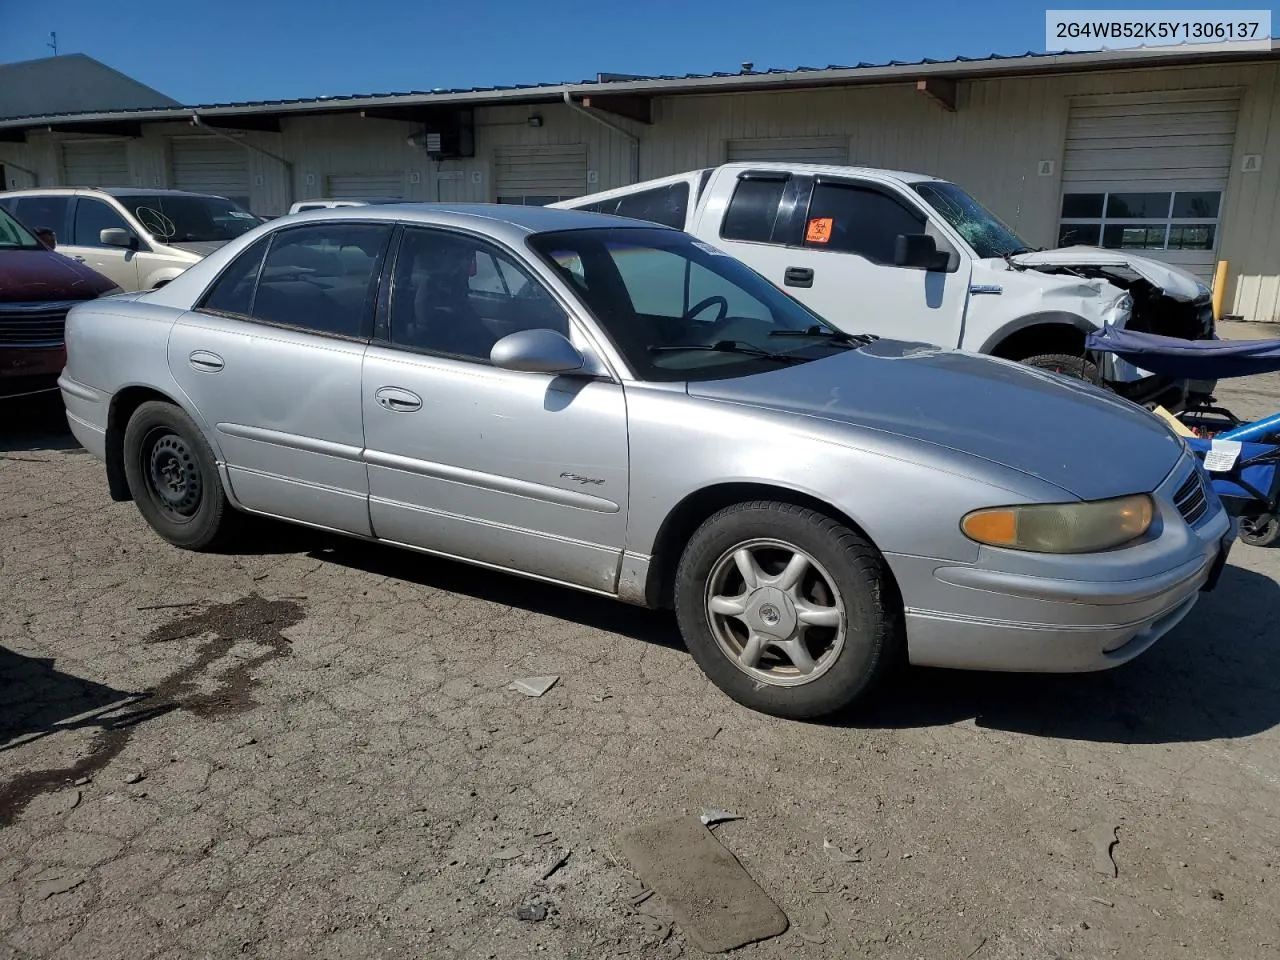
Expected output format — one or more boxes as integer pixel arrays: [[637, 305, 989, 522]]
[[374, 386, 423, 412], [188, 350, 224, 373], [784, 266, 814, 288]]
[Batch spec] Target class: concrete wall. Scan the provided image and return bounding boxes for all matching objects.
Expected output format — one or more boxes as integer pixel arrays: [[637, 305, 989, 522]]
[[2, 60, 1277, 320]]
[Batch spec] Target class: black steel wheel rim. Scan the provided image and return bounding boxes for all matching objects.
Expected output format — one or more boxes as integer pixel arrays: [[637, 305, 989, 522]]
[[143, 428, 202, 521]]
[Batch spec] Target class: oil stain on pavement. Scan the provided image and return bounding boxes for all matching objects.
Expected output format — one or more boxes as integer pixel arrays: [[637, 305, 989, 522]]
[[0, 593, 304, 825]]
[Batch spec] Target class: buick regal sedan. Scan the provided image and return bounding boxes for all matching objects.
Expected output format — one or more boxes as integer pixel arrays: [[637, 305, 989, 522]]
[[58, 204, 1235, 718]]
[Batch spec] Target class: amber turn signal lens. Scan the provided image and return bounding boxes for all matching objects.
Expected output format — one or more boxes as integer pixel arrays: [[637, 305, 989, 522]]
[[961, 494, 1155, 554]]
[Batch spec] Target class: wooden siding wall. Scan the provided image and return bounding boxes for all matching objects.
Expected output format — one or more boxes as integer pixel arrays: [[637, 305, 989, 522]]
[[2, 61, 1276, 319]]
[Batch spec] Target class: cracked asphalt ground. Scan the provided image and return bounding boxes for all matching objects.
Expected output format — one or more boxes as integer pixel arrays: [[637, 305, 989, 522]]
[[3, 329, 1279, 960]]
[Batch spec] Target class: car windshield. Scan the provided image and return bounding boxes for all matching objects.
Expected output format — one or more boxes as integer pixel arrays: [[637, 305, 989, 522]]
[[913, 181, 1033, 259], [116, 194, 261, 243], [529, 227, 856, 382], [0, 207, 43, 250]]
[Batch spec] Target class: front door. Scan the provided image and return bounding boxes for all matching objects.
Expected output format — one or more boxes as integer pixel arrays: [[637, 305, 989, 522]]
[[167, 222, 395, 535], [361, 225, 629, 593], [62, 197, 141, 290], [781, 179, 972, 346]]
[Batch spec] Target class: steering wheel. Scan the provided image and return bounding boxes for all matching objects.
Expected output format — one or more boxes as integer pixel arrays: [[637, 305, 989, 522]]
[[683, 295, 729, 323]]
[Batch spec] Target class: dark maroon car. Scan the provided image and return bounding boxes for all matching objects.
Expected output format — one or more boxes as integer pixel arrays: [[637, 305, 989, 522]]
[[1, 205, 118, 399]]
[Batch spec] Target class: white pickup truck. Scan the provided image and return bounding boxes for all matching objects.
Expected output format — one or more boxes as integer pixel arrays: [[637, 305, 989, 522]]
[[553, 163, 1216, 406]]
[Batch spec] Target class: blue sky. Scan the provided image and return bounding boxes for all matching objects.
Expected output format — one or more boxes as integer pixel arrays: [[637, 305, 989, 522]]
[[4, 0, 1177, 105]]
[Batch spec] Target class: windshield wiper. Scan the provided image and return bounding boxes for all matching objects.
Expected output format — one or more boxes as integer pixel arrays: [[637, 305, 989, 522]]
[[768, 325, 876, 346], [648, 340, 808, 365]]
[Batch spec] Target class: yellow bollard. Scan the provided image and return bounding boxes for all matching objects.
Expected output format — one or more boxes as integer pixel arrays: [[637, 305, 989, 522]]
[[1212, 259, 1229, 321]]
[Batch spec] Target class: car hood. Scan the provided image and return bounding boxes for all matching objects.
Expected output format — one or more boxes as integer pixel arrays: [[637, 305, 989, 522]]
[[1009, 246, 1204, 301], [167, 239, 230, 257], [687, 340, 1185, 501], [0, 248, 117, 303]]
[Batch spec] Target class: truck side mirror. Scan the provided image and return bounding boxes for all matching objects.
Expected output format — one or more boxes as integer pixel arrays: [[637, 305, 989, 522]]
[[894, 233, 951, 271]]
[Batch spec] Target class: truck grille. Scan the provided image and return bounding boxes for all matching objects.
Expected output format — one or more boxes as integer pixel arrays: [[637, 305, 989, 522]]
[[1173, 469, 1209, 526], [0, 307, 69, 346]]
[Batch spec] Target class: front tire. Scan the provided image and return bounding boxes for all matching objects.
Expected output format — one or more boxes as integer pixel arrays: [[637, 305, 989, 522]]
[[122, 400, 236, 551], [673, 501, 902, 720], [1021, 353, 1099, 383]]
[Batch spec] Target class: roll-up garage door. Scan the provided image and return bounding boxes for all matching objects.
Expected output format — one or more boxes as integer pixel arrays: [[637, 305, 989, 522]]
[[325, 173, 405, 199], [1058, 89, 1241, 281], [494, 145, 586, 205], [61, 140, 130, 187], [726, 137, 848, 166], [169, 139, 251, 208]]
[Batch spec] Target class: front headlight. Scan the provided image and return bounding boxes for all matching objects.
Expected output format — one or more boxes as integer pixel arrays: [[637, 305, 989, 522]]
[[961, 494, 1154, 553]]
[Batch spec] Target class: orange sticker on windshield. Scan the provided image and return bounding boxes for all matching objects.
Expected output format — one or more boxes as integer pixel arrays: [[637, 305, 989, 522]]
[[805, 217, 833, 244]]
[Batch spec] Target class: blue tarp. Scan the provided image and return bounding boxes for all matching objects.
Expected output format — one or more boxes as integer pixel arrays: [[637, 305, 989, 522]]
[[1085, 326, 1280, 381]]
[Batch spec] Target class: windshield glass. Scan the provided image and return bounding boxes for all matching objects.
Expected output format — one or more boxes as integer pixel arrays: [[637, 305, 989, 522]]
[[913, 181, 1032, 259], [528, 227, 853, 382], [0, 207, 42, 250], [116, 194, 260, 243]]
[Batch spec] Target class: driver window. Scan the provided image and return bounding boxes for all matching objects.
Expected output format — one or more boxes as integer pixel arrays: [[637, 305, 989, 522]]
[[73, 199, 134, 248], [389, 227, 569, 362]]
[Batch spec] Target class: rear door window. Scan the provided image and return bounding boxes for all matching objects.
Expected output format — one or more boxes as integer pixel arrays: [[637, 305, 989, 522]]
[[241, 223, 392, 339], [720, 176, 788, 244], [11, 196, 72, 237]]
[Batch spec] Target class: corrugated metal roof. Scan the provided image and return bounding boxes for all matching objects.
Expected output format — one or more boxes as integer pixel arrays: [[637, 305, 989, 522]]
[[1, 42, 1275, 129], [0, 54, 179, 121]]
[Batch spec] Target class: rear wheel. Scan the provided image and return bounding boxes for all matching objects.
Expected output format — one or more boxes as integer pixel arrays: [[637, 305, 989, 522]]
[[1240, 514, 1280, 548], [674, 501, 903, 720], [1020, 353, 1099, 383], [122, 400, 237, 550]]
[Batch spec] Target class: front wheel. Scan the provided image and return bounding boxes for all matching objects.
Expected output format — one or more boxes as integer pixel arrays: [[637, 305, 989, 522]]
[[673, 501, 903, 720], [122, 400, 237, 551], [1020, 353, 1099, 383]]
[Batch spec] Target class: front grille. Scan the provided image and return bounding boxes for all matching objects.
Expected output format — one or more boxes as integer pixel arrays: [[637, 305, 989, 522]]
[[1173, 469, 1209, 526], [0, 309, 67, 345]]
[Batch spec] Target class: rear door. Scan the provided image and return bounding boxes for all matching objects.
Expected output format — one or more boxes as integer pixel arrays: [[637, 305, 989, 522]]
[[168, 221, 394, 534]]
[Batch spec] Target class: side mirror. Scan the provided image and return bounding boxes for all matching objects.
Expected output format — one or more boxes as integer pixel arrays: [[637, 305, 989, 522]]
[[99, 227, 136, 249], [34, 227, 56, 249], [490, 328, 586, 374], [894, 233, 950, 271]]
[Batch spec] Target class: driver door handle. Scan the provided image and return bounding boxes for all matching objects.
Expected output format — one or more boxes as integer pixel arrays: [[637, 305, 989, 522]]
[[784, 267, 814, 288], [374, 386, 423, 412]]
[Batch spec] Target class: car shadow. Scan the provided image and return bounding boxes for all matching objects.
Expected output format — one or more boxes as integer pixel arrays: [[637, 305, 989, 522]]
[[306, 538, 684, 651], [0, 393, 81, 454], [850, 562, 1280, 745], [230, 522, 1280, 745]]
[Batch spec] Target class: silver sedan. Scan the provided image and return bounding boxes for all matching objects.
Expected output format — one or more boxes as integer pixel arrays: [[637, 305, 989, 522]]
[[58, 204, 1235, 718]]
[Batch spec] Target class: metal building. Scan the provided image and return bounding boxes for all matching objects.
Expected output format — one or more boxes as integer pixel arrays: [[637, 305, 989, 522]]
[[1, 44, 1279, 320]]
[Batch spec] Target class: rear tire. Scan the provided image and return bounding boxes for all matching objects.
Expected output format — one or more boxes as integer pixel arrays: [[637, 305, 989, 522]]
[[673, 501, 903, 720], [1240, 514, 1280, 548], [122, 400, 237, 551], [1021, 353, 1099, 383]]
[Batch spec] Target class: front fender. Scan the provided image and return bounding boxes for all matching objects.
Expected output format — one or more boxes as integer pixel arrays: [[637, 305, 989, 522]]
[[977, 310, 1096, 355], [140, 265, 193, 290]]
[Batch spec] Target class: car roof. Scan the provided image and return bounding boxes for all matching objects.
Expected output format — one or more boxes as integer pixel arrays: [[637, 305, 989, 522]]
[[715, 161, 946, 184], [0, 186, 231, 200], [285, 202, 672, 235]]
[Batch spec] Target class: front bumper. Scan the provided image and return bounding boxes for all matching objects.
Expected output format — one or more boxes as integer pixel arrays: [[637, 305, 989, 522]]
[[0, 344, 65, 399], [891, 457, 1234, 673]]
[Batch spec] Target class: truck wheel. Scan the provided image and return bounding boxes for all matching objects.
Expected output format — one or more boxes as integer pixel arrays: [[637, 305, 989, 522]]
[[122, 400, 238, 551], [1021, 353, 1099, 383], [673, 501, 903, 720]]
